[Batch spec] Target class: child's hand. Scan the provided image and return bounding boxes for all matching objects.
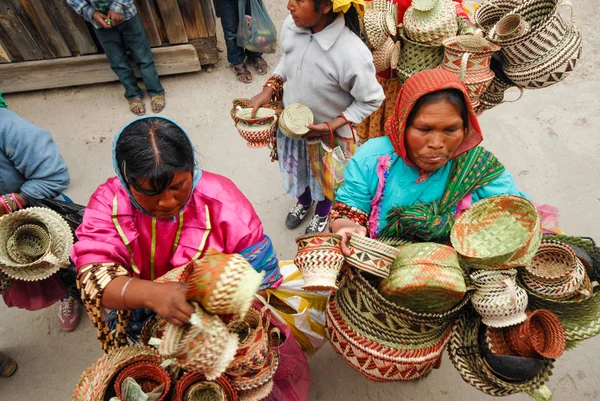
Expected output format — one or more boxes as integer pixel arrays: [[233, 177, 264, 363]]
[[249, 87, 274, 117], [305, 122, 332, 140]]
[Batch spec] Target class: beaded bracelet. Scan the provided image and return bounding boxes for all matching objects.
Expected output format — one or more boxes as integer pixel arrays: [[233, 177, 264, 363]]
[[0, 196, 11, 214], [328, 202, 370, 231], [263, 75, 284, 102], [10, 194, 23, 210], [3, 194, 17, 212]]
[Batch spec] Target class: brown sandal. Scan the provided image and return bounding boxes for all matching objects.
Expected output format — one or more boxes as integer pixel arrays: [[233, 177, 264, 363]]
[[128, 98, 146, 116], [151, 94, 166, 114], [232, 63, 253, 84], [247, 56, 268, 75]]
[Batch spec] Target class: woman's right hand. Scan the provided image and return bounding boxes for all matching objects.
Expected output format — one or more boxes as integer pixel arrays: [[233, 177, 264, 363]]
[[148, 282, 194, 326], [335, 224, 367, 256], [249, 87, 274, 117]]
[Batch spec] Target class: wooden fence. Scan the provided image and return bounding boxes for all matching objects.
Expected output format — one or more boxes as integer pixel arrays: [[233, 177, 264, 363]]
[[0, 0, 219, 93]]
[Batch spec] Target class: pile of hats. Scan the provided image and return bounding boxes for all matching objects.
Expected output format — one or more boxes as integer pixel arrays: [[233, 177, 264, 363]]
[[363, 0, 401, 72]]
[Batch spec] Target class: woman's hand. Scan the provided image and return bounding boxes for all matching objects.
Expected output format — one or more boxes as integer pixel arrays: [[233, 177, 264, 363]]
[[304, 122, 333, 140], [334, 221, 367, 256], [147, 282, 194, 326], [249, 87, 274, 117]]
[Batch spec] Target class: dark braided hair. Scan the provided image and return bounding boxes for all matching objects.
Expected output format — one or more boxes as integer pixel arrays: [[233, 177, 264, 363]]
[[313, 0, 361, 36]]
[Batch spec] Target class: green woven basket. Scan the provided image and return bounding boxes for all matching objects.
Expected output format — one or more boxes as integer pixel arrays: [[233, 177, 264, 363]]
[[396, 28, 445, 83], [379, 243, 467, 314]]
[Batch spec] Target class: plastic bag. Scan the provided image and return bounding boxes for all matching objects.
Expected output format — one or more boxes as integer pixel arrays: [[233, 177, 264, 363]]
[[236, 0, 277, 54]]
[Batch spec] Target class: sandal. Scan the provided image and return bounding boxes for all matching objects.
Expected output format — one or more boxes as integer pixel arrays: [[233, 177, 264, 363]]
[[232, 63, 253, 84], [247, 56, 268, 75], [151, 94, 166, 114], [128, 98, 146, 116]]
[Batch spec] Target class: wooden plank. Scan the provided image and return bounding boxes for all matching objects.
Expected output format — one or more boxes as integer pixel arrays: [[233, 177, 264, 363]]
[[0, 0, 46, 60], [154, 0, 188, 44], [189, 36, 218, 65], [135, 0, 162, 47], [177, 0, 206, 39], [20, 0, 72, 58], [0, 38, 12, 63], [0, 44, 201, 93], [44, 0, 97, 55], [199, 0, 217, 37]]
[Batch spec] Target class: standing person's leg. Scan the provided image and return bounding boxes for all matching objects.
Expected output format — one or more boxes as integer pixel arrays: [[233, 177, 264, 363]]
[[94, 26, 146, 115], [216, 0, 253, 83], [119, 14, 165, 113], [245, 0, 268, 75]]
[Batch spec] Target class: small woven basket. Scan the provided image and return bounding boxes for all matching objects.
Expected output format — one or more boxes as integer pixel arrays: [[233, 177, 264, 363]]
[[278, 104, 314, 139], [233, 108, 277, 125], [236, 119, 277, 149], [372, 37, 395, 72], [6, 223, 51, 264], [226, 308, 270, 373], [114, 361, 172, 401], [403, 0, 458, 45], [473, 0, 522, 32], [396, 29, 445, 83], [363, 9, 389, 49], [228, 350, 279, 395], [451, 195, 541, 268], [230, 99, 283, 123], [345, 234, 400, 278], [294, 233, 344, 291], [470, 269, 528, 328], [378, 243, 467, 314], [504, 309, 566, 359], [173, 372, 238, 401]]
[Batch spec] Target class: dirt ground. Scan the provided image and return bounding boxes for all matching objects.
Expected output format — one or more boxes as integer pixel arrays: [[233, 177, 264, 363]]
[[1, 1, 600, 400]]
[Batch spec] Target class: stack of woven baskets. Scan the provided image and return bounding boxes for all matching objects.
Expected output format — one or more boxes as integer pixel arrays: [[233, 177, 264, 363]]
[[363, 0, 401, 72], [230, 98, 282, 149]]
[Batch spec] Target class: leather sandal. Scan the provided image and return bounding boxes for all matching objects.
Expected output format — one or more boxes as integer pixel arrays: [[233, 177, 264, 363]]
[[232, 63, 253, 83], [247, 56, 268, 75]]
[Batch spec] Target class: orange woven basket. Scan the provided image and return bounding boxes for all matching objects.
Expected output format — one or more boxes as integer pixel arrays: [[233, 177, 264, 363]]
[[504, 309, 566, 359], [114, 361, 172, 401], [173, 372, 238, 401]]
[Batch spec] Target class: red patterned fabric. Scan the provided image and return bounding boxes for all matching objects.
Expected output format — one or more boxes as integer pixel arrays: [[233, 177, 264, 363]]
[[385, 68, 484, 168]]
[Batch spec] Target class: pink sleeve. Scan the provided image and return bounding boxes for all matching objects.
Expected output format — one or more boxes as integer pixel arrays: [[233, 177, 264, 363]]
[[71, 183, 131, 270]]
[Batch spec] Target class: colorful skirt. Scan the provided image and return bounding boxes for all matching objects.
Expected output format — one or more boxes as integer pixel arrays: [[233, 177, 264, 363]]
[[356, 77, 401, 143]]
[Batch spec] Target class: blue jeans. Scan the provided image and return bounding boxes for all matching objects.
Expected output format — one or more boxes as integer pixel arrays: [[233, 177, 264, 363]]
[[94, 14, 164, 100], [216, 0, 262, 65]]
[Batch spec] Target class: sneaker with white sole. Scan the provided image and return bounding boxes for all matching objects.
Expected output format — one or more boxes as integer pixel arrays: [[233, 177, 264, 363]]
[[285, 202, 313, 229], [305, 214, 329, 234], [58, 296, 81, 332]]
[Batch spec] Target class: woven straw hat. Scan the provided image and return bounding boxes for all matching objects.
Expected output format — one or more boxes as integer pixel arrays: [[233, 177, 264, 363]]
[[278, 104, 314, 139], [73, 345, 161, 401], [0, 207, 73, 282], [379, 243, 467, 314]]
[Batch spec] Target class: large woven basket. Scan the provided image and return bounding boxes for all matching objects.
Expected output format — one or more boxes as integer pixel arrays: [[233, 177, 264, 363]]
[[294, 233, 344, 291], [402, 0, 458, 45], [336, 268, 470, 349], [326, 296, 451, 382], [396, 28, 445, 83], [174, 372, 238, 401], [159, 302, 239, 380], [448, 310, 554, 398], [278, 104, 314, 139], [379, 243, 467, 314], [470, 269, 528, 328], [473, 0, 522, 32], [451, 195, 541, 268], [73, 346, 161, 401], [345, 234, 400, 278], [114, 361, 172, 401]]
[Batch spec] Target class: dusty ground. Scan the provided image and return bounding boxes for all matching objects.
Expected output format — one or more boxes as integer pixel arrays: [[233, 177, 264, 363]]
[[1, 1, 600, 400]]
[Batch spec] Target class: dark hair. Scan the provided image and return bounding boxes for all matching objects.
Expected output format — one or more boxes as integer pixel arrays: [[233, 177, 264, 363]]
[[115, 118, 195, 196], [313, 0, 361, 36], [406, 89, 470, 129]]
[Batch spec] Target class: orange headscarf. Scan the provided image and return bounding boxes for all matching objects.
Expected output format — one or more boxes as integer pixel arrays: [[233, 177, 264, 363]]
[[385, 69, 483, 169]]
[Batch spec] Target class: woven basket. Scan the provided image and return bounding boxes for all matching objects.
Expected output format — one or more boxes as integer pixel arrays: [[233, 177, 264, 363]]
[[473, 0, 522, 32], [448, 310, 554, 398], [326, 296, 451, 382], [504, 309, 566, 359], [233, 108, 276, 125], [484, 326, 515, 356], [390, 40, 402, 69], [0, 271, 13, 295], [451, 195, 541, 268], [237, 380, 275, 401], [226, 308, 270, 373], [0, 207, 73, 282], [378, 243, 466, 314], [345, 234, 400, 278], [403, 0, 458, 45], [230, 99, 283, 123], [470, 269, 528, 328], [228, 350, 279, 393], [396, 29, 445, 83], [159, 302, 239, 380], [363, 9, 389, 49], [373, 37, 395, 72], [336, 268, 470, 349], [488, 13, 531, 42], [236, 119, 277, 149], [278, 104, 314, 139], [174, 372, 238, 401], [294, 233, 344, 291], [114, 361, 172, 401], [6, 223, 51, 264], [73, 346, 161, 401], [186, 251, 264, 319]]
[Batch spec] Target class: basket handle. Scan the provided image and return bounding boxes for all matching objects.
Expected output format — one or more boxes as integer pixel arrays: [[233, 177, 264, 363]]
[[460, 52, 471, 82], [501, 87, 524, 104], [558, 0, 576, 26], [337, 114, 358, 145], [324, 122, 335, 149]]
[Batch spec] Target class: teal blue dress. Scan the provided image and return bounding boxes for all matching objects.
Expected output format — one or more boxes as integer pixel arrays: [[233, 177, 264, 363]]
[[335, 137, 527, 238]]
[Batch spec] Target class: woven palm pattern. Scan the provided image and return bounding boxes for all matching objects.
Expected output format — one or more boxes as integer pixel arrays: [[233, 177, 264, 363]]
[[73, 345, 161, 401], [186, 252, 264, 319], [230, 98, 283, 123], [184, 382, 226, 401], [484, 326, 514, 356], [451, 195, 540, 267], [238, 380, 274, 401], [448, 310, 554, 397], [336, 269, 469, 349], [294, 233, 344, 291], [372, 37, 395, 72], [113, 361, 172, 401], [0, 271, 13, 294], [228, 351, 279, 393], [159, 303, 239, 380], [236, 119, 277, 149], [378, 243, 466, 314], [474, 0, 522, 31], [503, 309, 566, 359], [227, 308, 270, 373], [346, 234, 400, 278], [326, 297, 450, 382], [470, 269, 528, 328], [173, 372, 238, 401], [278, 104, 314, 139], [403, 0, 458, 45], [6, 224, 51, 264], [396, 29, 445, 83], [363, 8, 389, 49]]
